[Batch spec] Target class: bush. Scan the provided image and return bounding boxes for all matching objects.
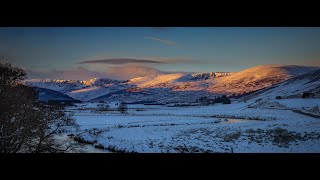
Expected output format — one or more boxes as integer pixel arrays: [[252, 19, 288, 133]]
[[223, 131, 241, 142], [222, 98, 231, 104], [276, 96, 282, 99], [73, 136, 96, 145], [197, 96, 210, 106], [214, 95, 231, 104], [302, 92, 312, 98]]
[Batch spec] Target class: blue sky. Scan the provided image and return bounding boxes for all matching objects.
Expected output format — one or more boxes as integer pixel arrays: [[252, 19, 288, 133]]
[[1, 27, 320, 79]]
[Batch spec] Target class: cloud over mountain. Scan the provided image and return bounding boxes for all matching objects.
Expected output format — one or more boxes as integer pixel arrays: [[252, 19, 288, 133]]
[[78, 58, 163, 65], [26, 67, 107, 80], [105, 65, 161, 80], [26, 65, 162, 81]]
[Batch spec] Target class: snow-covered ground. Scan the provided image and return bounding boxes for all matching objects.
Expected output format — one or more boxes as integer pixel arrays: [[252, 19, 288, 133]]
[[63, 100, 320, 153]]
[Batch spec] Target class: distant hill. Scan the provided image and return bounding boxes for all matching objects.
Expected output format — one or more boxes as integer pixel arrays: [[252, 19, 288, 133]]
[[25, 64, 319, 103], [207, 64, 319, 95], [34, 87, 81, 103], [241, 69, 320, 101]]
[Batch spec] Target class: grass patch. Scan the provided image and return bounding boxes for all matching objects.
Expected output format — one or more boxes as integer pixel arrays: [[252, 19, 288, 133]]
[[88, 128, 105, 136], [244, 128, 320, 147], [223, 131, 242, 142]]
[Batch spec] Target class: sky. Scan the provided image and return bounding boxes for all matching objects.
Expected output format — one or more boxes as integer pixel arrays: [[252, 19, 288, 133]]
[[0, 27, 320, 80]]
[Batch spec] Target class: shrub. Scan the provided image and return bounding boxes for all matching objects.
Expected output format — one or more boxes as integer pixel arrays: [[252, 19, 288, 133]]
[[214, 95, 231, 104], [198, 96, 210, 106], [222, 98, 231, 104], [223, 131, 241, 142], [73, 136, 96, 145], [302, 92, 312, 98]]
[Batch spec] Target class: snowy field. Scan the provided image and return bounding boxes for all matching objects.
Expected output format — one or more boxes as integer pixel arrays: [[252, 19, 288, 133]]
[[63, 101, 320, 153]]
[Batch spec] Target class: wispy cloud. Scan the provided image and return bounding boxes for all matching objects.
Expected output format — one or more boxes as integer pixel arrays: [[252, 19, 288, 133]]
[[145, 36, 177, 46], [77, 57, 198, 65], [77, 58, 163, 65], [25, 66, 162, 81], [105, 65, 161, 80], [25, 57, 199, 80], [147, 57, 198, 64], [25, 67, 107, 80]]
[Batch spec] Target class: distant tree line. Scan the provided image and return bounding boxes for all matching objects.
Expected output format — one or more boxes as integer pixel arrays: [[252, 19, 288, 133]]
[[197, 95, 231, 106], [275, 91, 315, 99], [95, 101, 127, 114], [302, 92, 314, 98], [97, 103, 110, 111]]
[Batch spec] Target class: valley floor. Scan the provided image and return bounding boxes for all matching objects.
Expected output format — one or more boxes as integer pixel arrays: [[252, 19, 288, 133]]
[[63, 100, 320, 153]]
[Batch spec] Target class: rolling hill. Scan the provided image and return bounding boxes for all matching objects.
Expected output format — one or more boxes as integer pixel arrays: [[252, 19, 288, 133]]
[[35, 87, 80, 103], [25, 64, 319, 103]]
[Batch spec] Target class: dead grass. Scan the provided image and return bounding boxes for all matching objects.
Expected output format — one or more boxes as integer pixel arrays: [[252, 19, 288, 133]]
[[223, 131, 241, 142]]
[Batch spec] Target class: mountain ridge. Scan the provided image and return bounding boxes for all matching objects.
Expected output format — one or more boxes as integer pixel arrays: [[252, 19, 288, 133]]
[[24, 64, 319, 102]]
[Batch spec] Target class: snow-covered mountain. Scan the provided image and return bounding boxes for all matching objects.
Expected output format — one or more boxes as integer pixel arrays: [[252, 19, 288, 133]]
[[235, 69, 320, 116], [125, 65, 318, 95], [206, 64, 319, 95], [25, 65, 319, 103], [25, 78, 127, 101], [35, 87, 80, 103], [176, 72, 234, 82], [26, 79, 85, 93], [26, 78, 121, 92], [242, 68, 320, 101]]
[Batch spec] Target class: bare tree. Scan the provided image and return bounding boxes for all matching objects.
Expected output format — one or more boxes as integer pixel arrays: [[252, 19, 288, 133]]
[[0, 62, 78, 153], [118, 102, 128, 114], [97, 103, 110, 112], [0, 62, 26, 92]]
